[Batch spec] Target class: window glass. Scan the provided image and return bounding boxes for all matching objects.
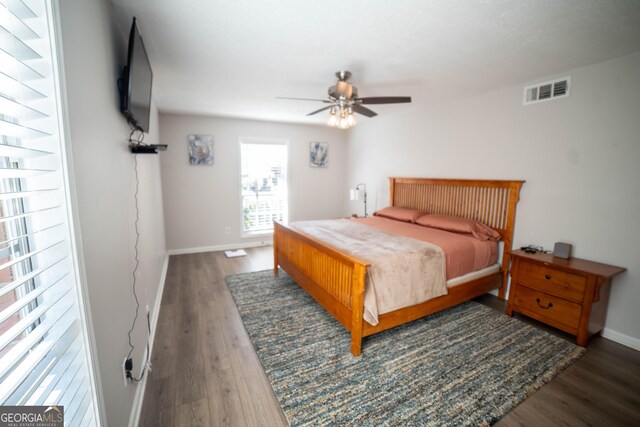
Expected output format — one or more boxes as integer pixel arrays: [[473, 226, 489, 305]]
[[240, 140, 288, 234]]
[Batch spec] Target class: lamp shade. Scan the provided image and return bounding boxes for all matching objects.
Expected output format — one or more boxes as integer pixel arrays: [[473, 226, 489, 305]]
[[350, 189, 359, 201]]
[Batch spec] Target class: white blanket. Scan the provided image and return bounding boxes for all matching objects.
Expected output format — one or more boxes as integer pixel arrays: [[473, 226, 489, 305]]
[[289, 219, 448, 325]]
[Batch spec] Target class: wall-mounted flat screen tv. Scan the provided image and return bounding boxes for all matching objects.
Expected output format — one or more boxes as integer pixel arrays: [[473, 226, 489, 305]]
[[119, 17, 152, 133]]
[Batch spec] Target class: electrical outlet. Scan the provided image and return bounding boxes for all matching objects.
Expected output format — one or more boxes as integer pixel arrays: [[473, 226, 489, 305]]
[[224, 226, 231, 235], [123, 357, 133, 387], [122, 357, 128, 387]]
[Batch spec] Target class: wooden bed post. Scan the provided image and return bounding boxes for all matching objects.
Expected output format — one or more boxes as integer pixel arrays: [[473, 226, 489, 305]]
[[389, 177, 397, 207], [273, 221, 280, 276], [497, 181, 524, 299], [350, 264, 367, 356]]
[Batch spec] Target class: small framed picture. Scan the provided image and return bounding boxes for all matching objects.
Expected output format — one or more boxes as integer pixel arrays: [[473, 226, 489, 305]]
[[309, 141, 328, 168], [188, 134, 214, 165]]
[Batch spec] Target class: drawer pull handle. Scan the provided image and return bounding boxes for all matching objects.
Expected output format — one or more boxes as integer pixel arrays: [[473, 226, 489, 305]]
[[545, 274, 552, 280], [536, 298, 553, 309]]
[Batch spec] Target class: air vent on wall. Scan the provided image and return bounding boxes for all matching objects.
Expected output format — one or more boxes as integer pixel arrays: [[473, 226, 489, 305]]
[[523, 76, 570, 105]]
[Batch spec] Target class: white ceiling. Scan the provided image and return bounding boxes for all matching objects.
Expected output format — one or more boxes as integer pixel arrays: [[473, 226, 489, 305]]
[[109, 0, 640, 125]]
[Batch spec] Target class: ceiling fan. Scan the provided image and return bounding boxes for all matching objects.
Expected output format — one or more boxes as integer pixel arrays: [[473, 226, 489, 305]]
[[278, 71, 411, 128]]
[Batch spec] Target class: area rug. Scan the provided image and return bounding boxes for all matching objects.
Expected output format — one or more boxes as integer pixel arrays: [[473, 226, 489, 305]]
[[225, 270, 585, 426]]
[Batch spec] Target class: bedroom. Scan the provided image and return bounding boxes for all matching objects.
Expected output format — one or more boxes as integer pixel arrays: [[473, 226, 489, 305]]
[[1, 0, 639, 426]]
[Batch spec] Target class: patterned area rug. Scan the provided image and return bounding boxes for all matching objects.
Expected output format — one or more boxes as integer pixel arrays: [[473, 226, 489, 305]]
[[225, 270, 585, 426]]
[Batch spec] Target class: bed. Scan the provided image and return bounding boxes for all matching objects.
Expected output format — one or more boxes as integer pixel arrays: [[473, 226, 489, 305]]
[[273, 177, 524, 356]]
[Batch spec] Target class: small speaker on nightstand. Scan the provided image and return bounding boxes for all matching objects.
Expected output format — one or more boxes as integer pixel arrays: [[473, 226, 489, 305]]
[[553, 242, 572, 259]]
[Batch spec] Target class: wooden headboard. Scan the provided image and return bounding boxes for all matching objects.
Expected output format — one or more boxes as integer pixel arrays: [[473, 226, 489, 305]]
[[389, 177, 525, 298]]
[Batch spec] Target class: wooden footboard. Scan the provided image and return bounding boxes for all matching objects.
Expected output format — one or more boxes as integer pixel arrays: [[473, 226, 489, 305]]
[[273, 220, 369, 355], [274, 177, 524, 356]]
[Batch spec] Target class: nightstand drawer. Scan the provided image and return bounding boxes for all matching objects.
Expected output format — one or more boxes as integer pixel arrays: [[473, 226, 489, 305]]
[[517, 260, 586, 302], [507, 250, 625, 347], [514, 286, 581, 330]]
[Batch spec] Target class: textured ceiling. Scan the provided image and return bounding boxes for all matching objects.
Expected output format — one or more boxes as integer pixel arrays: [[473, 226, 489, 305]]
[[109, 0, 640, 125]]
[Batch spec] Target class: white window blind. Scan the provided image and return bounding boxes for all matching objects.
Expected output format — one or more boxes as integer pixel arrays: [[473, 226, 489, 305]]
[[0, 0, 99, 425], [240, 139, 288, 234]]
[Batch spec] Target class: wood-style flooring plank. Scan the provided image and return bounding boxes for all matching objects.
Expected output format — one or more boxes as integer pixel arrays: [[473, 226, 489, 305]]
[[151, 303, 177, 379], [176, 398, 211, 427], [140, 246, 640, 427], [206, 366, 248, 427], [174, 265, 208, 406], [551, 369, 640, 425], [229, 346, 287, 427], [193, 253, 218, 303], [139, 376, 176, 427], [213, 288, 253, 351], [173, 348, 207, 408], [199, 301, 232, 372]]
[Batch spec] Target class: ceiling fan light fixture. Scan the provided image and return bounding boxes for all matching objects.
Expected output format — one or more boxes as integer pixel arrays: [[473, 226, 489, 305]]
[[279, 71, 411, 129], [346, 112, 356, 127], [327, 108, 338, 126], [338, 116, 350, 129], [328, 105, 356, 130]]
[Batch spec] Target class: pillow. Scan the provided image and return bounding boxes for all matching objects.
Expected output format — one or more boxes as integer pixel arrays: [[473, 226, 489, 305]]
[[372, 207, 425, 223], [415, 214, 502, 241]]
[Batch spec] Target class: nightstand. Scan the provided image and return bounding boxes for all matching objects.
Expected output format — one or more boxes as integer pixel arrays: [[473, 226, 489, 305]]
[[506, 250, 625, 346]]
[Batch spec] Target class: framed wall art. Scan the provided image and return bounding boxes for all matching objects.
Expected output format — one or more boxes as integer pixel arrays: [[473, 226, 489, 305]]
[[188, 134, 214, 165], [309, 141, 328, 168]]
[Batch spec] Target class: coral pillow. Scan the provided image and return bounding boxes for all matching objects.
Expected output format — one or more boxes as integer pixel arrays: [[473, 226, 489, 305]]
[[373, 207, 425, 223], [415, 214, 502, 241]]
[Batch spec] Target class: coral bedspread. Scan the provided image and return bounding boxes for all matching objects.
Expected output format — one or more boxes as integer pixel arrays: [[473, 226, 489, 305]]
[[289, 218, 499, 326], [352, 216, 498, 280]]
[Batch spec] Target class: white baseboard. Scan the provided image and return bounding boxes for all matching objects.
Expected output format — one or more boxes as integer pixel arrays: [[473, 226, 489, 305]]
[[167, 239, 272, 256], [128, 252, 170, 427], [602, 327, 640, 351]]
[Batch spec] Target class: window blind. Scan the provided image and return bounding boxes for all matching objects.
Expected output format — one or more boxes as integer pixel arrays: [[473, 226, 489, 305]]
[[0, 0, 99, 425]]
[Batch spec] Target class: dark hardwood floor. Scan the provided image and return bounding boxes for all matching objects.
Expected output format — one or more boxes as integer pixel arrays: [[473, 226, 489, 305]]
[[139, 247, 640, 426]]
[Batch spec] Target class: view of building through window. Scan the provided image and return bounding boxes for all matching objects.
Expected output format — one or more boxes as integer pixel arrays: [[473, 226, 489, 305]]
[[240, 140, 288, 234], [0, 158, 39, 361], [0, 0, 98, 422]]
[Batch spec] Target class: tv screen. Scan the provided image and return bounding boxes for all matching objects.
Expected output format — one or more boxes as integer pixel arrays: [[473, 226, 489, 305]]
[[120, 17, 153, 133]]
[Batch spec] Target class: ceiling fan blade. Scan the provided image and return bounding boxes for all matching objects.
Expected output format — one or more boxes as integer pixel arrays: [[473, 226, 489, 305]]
[[358, 96, 412, 104], [277, 96, 331, 103], [353, 104, 377, 117], [306, 105, 333, 116]]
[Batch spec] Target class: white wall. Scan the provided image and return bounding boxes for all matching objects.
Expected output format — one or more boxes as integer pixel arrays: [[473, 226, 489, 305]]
[[346, 52, 640, 348], [159, 114, 347, 252], [59, 0, 167, 425]]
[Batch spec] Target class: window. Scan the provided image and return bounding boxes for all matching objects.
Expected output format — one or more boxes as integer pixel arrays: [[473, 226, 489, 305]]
[[240, 139, 288, 234], [0, 0, 99, 425]]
